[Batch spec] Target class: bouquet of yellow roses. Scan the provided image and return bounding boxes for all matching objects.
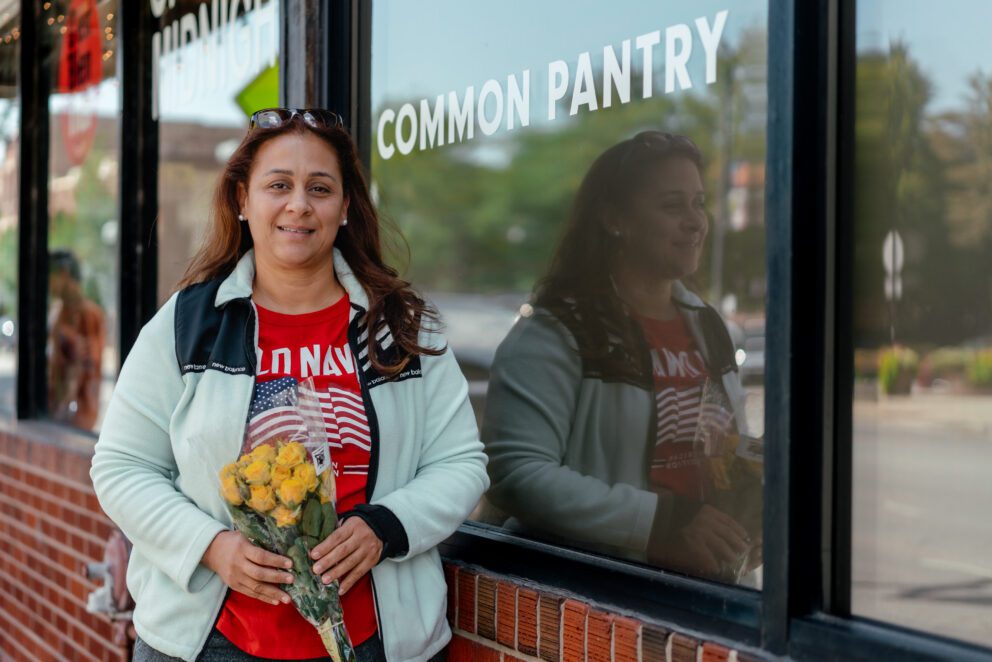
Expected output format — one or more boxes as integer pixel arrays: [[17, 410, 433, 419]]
[[219, 377, 355, 662]]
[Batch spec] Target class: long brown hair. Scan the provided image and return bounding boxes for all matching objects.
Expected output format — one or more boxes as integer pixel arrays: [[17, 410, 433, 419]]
[[177, 116, 442, 377], [535, 132, 705, 375]]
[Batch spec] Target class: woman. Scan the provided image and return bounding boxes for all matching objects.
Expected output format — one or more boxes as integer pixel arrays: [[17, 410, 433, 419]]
[[48, 249, 105, 430], [481, 131, 760, 583], [91, 108, 488, 662]]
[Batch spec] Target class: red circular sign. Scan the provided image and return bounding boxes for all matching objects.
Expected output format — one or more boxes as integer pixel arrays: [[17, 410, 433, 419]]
[[57, 0, 102, 166]]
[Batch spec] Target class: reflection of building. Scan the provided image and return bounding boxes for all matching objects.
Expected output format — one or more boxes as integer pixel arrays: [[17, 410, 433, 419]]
[[729, 161, 766, 231], [157, 121, 244, 302], [47, 112, 119, 218], [45, 111, 245, 303], [0, 133, 16, 232]]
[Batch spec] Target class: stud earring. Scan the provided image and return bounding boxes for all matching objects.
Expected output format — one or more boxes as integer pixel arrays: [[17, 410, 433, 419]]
[[341, 218, 348, 227], [238, 213, 247, 223]]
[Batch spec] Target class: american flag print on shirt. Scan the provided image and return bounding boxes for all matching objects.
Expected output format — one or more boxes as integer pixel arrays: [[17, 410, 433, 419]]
[[247, 377, 310, 445], [299, 383, 371, 479], [246, 377, 371, 479], [655, 383, 704, 447]]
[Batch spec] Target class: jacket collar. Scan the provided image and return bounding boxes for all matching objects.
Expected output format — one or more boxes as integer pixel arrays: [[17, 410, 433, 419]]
[[671, 280, 706, 309], [213, 248, 369, 309]]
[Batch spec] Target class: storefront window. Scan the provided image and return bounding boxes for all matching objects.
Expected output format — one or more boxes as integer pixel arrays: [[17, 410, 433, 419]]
[[371, 0, 768, 587], [45, 0, 118, 432], [852, 1, 992, 647], [0, 6, 18, 417], [154, 0, 280, 303]]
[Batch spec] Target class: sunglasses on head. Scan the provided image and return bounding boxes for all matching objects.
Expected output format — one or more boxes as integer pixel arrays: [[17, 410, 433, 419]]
[[248, 108, 345, 131], [618, 131, 698, 167]]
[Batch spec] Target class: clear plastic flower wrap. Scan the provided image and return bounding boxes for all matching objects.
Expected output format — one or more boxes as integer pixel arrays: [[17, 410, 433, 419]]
[[218, 377, 356, 662], [693, 378, 764, 583]]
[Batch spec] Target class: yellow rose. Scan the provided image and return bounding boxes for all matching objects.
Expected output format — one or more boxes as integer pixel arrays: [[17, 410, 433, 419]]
[[275, 442, 307, 469], [270, 464, 292, 489], [220, 462, 239, 481], [247, 485, 276, 513], [241, 459, 271, 486], [277, 477, 307, 508], [249, 444, 277, 463], [293, 463, 319, 493], [220, 475, 243, 506], [272, 505, 300, 528]]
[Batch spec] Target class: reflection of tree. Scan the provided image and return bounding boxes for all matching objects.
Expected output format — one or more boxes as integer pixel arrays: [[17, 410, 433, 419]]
[[373, 34, 769, 316], [49, 150, 117, 308], [940, 74, 992, 248], [855, 44, 991, 347], [0, 223, 14, 313]]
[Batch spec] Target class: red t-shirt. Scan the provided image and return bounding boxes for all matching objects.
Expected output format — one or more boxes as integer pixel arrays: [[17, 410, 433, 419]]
[[216, 294, 378, 658], [636, 313, 709, 501]]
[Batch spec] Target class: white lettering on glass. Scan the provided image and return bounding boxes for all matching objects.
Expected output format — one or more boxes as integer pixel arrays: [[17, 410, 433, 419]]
[[375, 11, 731, 160]]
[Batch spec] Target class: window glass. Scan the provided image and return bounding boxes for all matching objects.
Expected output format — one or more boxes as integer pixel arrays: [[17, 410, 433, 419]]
[[371, 0, 768, 586], [45, 0, 118, 432], [852, 0, 992, 647], [154, 0, 280, 304], [0, 6, 19, 417]]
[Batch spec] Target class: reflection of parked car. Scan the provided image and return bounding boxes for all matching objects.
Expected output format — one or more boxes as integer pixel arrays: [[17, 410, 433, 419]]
[[736, 318, 765, 385]]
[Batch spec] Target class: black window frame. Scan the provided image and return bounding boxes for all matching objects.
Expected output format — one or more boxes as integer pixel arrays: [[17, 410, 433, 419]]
[[14, 0, 157, 432], [339, 2, 992, 660]]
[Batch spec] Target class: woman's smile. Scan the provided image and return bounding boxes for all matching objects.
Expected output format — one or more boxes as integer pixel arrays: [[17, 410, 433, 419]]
[[276, 224, 317, 236]]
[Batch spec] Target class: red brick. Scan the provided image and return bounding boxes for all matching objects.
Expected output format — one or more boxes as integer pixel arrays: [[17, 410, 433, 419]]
[[475, 645, 501, 662], [516, 587, 539, 656], [496, 581, 516, 648], [586, 610, 613, 662], [702, 642, 732, 662], [446, 635, 477, 662], [613, 617, 640, 661], [456, 569, 477, 633], [561, 599, 588, 662], [641, 624, 669, 662], [476, 574, 497, 640], [671, 633, 700, 662], [443, 564, 458, 625], [538, 593, 563, 662]]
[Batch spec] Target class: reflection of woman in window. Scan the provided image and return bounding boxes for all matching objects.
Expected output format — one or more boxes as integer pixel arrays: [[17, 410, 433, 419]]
[[48, 249, 105, 430], [482, 132, 759, 583], [92, 109, 487, 661]]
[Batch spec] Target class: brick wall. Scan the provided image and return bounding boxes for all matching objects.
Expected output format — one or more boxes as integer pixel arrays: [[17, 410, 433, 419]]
[[0, 429, 128, 662], [442, 563, 772, 662], [0, 425, 771, 662]]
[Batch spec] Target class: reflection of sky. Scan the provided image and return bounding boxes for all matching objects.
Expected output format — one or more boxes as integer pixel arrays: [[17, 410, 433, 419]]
[[45, 2, 278, 127], [372, 0, 766, 117], [857, 0, 992, 114]]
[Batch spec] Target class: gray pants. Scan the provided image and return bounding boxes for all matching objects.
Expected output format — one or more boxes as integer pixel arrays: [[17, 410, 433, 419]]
[[133, 628, 393, 662]]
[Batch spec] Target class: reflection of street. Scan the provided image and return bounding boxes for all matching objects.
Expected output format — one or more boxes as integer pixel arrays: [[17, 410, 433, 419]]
[[0, 349, 13, 414], [853, 393, 992, 647]]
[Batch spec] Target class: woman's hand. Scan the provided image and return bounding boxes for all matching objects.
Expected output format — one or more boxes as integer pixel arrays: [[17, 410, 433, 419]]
[[661, 504, 750, 577], [310, 516, 383, 595], [201, 530, 295, 605]]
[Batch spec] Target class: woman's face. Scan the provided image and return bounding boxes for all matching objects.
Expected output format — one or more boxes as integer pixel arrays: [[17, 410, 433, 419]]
[[239, 132, 349, 273], [614, 157, 708, 280]]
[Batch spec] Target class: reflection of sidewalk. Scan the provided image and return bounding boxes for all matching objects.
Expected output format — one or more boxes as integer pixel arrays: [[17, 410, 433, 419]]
[[854, 392, 992, 439]]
